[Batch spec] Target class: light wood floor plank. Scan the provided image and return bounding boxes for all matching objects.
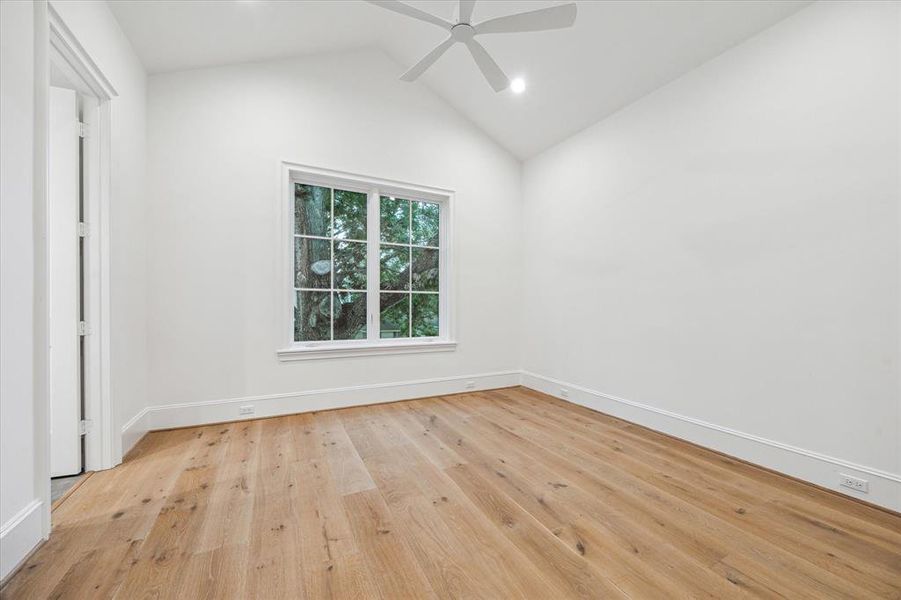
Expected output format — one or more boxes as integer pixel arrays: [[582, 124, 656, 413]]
[[344, 409, 550, 599], [428, 396, 748, 598], [379, 405, 567, 598], [481, 389, 901, 597], [2, 386, 899, 599], [513, 387, 901, 535], [340, 489, 437, 599]]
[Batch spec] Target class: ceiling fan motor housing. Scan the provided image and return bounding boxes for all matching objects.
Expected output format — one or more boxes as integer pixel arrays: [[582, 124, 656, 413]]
[[451, 23, 476, 42]]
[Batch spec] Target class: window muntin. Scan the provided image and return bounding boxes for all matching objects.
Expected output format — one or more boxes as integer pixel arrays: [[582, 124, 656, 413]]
[[292, 183, 442, 344]]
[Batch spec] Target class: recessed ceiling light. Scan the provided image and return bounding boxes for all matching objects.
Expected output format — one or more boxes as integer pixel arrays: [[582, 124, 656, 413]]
[[510, 78, 526, 94]]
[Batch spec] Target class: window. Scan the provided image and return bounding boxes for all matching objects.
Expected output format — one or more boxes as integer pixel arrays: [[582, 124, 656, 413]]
[[279, 164, 454, 360], [294, 185, 369, 342], [380, 196, 440, 339]]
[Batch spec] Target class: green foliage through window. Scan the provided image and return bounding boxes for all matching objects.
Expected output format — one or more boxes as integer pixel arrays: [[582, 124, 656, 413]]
[[295, 290, 330, 342], [380, 196, 410, 244], [380, 197, 440, 338], [412, 201, 440, 247], [411, 248, 438, 292], [294, 184, 440, 342], [412, 294, 439, 337], [294, 237, 331, 289], [334, 241, 366, 290], [380, 246, 409, 291], [334, 190, 367, 240], [295, 183, 368, 341], [334, 292, 367, 340], [380, 293, 409, 338], [295, 184, 330, 237]]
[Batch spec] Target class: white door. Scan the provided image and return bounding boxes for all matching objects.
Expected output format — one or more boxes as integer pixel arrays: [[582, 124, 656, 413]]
[[49, 86, 82, 477]]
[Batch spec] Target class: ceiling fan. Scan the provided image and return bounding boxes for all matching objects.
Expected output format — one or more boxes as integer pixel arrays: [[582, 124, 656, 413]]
[[367, 0, 578, 92]]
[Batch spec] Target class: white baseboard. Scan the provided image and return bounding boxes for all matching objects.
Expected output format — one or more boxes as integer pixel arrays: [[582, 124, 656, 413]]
[[0, 499, 44, 582], [520, 371, 901, 512], [122, 370, 519, 437], [121, 407, 150, 457]]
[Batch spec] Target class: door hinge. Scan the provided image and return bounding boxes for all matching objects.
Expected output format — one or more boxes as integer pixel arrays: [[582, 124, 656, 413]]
[[79, 419, 93, 435], [77, 222, 89, 237], [78, 321, 91, 336], [78, 121, 87, 138]]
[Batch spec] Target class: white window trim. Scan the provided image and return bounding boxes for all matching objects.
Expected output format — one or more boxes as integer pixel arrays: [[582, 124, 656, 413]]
[[277, 161, 455, 361]]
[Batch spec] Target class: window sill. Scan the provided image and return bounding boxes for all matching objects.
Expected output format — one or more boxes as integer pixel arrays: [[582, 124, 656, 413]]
[[277, 339, 457, 361]]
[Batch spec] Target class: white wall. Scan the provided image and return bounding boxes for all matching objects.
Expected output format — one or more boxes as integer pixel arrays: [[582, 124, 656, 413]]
[[143, 49, 522, 424], [49, 0, 149, 456], [522, 1, 900, 509], [0, 0, 41, 581]]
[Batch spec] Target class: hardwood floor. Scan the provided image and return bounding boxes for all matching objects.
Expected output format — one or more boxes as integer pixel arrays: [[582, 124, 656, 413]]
[[3, 387, 900, 599]]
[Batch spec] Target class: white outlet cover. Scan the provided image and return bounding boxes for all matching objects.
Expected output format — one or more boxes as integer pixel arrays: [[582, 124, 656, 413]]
[[839, 473, 869, 493]]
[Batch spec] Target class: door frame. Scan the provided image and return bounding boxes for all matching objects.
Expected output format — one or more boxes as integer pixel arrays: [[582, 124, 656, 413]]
[[41, 4, 117, 531]]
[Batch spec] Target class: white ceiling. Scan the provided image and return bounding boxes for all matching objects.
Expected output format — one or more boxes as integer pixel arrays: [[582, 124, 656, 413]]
[[108, 0, 810, 159]]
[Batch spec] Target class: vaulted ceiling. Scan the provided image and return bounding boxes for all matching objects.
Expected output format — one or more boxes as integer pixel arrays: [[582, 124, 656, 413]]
[[109, 0, 810, 159]]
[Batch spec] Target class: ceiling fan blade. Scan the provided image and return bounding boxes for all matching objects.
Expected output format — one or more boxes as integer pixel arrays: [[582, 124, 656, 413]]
[[464, 38, 509, 92], [475, 3, 577, 35], [401, 37, 455, 82], [459, 0, 476, 23], [366, 0, 451, 30]]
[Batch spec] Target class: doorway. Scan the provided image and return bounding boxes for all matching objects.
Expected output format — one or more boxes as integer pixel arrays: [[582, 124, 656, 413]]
[[42, 4, 119, 530]]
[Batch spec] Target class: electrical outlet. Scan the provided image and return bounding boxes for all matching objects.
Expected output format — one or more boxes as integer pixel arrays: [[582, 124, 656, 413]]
[[465, 381, 476, 390], [560, 388, 569, 398], [839, 474, 868, 493], [238, 405, 255, 416]]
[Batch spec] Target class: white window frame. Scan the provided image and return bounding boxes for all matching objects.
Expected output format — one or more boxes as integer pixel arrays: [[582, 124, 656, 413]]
[[277, 161, 455, 361]]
